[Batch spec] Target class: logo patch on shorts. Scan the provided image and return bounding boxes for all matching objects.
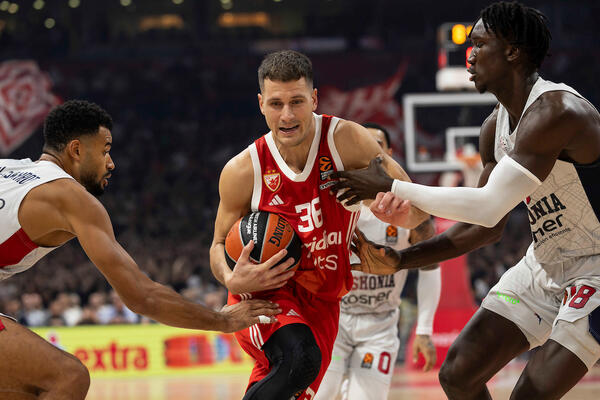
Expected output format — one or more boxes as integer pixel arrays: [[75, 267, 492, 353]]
[[497, 293, 520, 304], [361, 353, 374, 369]]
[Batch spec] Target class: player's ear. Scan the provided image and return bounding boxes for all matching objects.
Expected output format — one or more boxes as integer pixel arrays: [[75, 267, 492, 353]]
[[506, 44, 520, 63], [66, 139, 82, 161], [257, 93, 265, 116], [311, 88, 318, 111]]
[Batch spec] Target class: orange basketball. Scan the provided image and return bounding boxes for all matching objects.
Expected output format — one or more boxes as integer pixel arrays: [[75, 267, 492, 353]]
[[224, 211, 302, 271]]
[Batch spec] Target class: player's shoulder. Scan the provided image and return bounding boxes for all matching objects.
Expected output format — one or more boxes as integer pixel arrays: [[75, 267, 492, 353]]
[[45, 178, 102, 209], [333, 118, 382, 169], [26, 177, 106, 223], [526, 90, 590, 126], [219, 148, 254, 201], [333, 118, 367, 141]]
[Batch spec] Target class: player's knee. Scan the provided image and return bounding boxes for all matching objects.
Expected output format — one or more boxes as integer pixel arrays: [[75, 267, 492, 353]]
[[55, 355, 90, 397], [289, 340, 322, 390], [439, 345, 475, 391]]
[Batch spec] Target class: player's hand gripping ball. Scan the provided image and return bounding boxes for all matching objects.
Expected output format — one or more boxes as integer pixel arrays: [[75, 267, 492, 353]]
[[225, 211, 302, 271]]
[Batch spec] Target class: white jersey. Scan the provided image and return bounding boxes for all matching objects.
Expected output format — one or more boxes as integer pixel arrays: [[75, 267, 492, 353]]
[[494, 77, 600, 267], [0, 159, 72, 280], [341, 206, 411, 314]]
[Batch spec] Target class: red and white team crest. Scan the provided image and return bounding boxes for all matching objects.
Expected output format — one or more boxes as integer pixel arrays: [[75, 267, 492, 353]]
[[0, 60, 61, 155], [263, 171, 281, 192]]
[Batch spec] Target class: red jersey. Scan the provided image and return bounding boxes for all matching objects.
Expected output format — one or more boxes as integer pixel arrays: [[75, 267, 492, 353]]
[[248, 114, 358, 301]]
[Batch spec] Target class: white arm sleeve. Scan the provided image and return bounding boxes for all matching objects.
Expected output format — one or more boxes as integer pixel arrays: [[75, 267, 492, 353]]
[[416, 267, 441, 336], [391, 156, 542, 227]]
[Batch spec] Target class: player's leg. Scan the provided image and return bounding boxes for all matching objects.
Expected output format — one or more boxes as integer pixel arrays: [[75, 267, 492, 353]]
[[440, 255, 558, 400], [0, 316, 90, 400], [511, 283, 600, 399], [314, 313, 354, 400], [346, 311, 400, 400], [438, 308, 529, 400], [243, 323, 322, 400]]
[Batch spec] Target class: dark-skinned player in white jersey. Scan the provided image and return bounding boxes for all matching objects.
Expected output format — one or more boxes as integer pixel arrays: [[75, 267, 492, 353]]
[[332, 2, 600, 399], [210, 50, 429, 400], [0, 100, 282, 400]]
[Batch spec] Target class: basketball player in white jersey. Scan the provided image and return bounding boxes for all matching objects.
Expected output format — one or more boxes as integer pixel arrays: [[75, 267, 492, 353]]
[[332, 2, 600, 398], [315, 123, 441, 400], [210, 51, 429, 400], [0, 100, 283, 399]]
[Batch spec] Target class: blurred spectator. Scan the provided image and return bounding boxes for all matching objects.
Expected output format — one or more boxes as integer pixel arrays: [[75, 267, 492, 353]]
[[97, 290, 139, 325]]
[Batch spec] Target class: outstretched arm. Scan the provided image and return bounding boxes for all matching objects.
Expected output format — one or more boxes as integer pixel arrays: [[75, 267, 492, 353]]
[[336, 95, 586, 228], [62, 182, 280, 333], [334, 120, 428, 229], [350, 110, 509, 273]]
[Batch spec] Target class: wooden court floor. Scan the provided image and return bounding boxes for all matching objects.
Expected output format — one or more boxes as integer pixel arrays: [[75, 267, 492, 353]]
[[87, 362, 600, 399]]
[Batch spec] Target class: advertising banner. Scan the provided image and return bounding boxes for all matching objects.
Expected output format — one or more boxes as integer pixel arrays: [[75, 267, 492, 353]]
[[32, 325, 254, 377]]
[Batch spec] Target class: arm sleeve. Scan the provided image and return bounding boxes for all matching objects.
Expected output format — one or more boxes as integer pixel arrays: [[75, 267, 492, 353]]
[[416, 267, 441, 336], [391, 156, 541, 227]]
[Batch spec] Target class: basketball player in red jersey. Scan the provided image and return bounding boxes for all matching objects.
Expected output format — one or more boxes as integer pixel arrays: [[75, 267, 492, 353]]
[[210, 50, 428, 400], [0, 100, 282, 399]]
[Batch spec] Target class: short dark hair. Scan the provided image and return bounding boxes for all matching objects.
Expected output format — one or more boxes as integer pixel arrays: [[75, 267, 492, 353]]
[[258, 50, 313, 92], [43, 100, 113, 152], [478, 1, 551, 70], [362, 122, 391, 149]]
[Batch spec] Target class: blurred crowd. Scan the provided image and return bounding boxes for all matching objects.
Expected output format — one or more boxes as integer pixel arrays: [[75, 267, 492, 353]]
[[0, 0, 597, 327]]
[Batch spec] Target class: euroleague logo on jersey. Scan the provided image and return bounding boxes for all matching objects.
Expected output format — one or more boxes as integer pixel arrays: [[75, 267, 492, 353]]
[[263, 169, 281, 192], [385, 225, 398, 244], [319, 156, 333, 180]]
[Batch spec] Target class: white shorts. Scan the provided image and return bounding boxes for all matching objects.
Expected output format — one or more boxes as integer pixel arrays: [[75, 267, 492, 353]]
[[315, 309, 399, 400], [481, 252, 600, 370]]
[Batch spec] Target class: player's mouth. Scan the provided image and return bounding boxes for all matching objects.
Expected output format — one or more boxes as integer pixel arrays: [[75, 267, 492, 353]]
[[103, 174, 111, 186], [279, 125, 300, 135], [468, 67, 476, 81]]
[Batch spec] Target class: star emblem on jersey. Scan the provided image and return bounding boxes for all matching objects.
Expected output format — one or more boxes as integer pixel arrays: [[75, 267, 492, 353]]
[[268, 195, 284, 206], [263, 170, 281, 192], [361, 353, 374, 369]]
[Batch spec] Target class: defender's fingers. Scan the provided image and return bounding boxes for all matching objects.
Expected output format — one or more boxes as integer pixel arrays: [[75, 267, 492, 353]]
[[247, 300, 281, 311], [330, 170, 347, 179], [336, 188, 355, 202], [369, 192, 385, 213], [376, 192, 395, 211], [255, 315, 277, 324]]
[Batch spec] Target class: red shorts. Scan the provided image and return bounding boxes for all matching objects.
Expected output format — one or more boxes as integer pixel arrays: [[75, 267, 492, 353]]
[[228, 281, 340, 399]]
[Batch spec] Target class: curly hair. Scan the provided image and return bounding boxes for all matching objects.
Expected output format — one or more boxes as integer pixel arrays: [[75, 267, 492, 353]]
[[258, 50, 313, 92], [43, 100, 113, 151], [479, 1, 551, 70]]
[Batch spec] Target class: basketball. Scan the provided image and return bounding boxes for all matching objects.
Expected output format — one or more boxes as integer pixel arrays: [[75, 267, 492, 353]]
[[224, 211, 302, 271]]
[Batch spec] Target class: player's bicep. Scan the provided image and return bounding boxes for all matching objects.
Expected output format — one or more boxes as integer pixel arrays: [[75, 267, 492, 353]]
[[213, 155, 253, 246]]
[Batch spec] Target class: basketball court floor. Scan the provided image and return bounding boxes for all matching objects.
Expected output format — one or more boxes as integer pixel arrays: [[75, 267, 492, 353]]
[[87, 362, 600, 399]]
